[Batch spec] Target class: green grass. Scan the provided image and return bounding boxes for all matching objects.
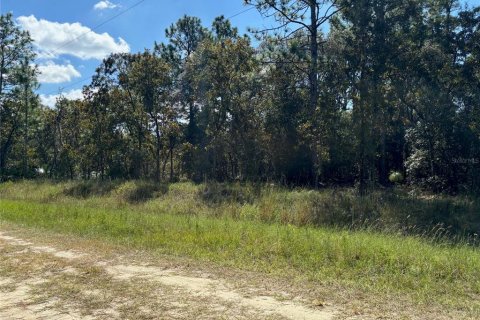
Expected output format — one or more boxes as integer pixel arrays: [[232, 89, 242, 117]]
[[2, 180, 480, 237], [1, 180, 480, 315]]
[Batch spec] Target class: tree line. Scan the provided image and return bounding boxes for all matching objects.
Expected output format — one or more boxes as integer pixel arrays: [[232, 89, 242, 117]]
[[0, 0, 479, 194]]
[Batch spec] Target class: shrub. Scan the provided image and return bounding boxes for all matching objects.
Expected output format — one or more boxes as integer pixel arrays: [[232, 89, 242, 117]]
[[389, 171, 404, 184]]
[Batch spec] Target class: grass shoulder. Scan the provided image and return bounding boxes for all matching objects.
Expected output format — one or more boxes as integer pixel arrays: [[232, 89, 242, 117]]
[[0, 180, 479, 316]]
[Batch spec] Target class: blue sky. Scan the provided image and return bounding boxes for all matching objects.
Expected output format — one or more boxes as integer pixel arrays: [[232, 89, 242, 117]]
[[1, 0, 263, 106], [1, 0, 479, 106]]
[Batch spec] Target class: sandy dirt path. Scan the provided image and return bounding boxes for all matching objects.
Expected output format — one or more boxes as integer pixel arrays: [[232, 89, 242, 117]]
[[0, 230, 337, 320]]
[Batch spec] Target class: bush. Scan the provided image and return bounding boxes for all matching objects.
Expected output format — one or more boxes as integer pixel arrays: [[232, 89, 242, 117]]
[[389, 171, 404, 184], [116, 181, 169, 203], [64, 180, 120, 198]]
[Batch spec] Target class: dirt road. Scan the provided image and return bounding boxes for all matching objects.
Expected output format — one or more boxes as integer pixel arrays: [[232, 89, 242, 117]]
[[0, 228, 337, 320]]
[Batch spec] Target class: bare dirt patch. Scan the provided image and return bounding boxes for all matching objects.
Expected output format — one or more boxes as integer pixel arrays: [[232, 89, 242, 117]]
[[105, 264, 333, 320], [0, 225, 472, 320], [0, 231, 335, 319]]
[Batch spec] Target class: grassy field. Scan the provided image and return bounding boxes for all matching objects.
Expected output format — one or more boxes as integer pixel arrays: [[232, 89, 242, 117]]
[[1, 180, 480, 316]]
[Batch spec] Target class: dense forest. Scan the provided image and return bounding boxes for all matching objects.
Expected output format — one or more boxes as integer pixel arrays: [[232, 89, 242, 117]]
[[1, 0, 479, 194]]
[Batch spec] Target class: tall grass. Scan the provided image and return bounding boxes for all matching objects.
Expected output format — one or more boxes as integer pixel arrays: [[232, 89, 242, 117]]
[[1, 180, 480, 313], [1, 180, 479, 241], [0, 198, 480, 312]]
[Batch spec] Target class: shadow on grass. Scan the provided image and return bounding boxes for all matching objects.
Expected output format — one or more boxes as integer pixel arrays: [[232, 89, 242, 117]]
[[123, 181, 169, 204], [64, 180, 122, 199], [52, 180, 480, 242], [305, 189, 480, 241], [198, 182, 262, 205], [385, 193, 480, 239]]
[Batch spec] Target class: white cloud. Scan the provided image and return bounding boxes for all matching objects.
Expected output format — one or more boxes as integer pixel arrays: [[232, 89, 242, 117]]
[[94, 1, 118, 10], [40, 89, 84, 108], [37, 61, 81, 84], [17, 15, 130, 60]]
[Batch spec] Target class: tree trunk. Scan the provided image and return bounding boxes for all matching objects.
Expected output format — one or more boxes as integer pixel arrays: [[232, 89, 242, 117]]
[[358, 59, 370, 196], [23, 84, 29, 177], [358, 103, 367, 196], [309, 1, 319, 113], [0, 47, 5, 180], [126, 89, 143, 179], [0, 125, 17, 175], [152, 114, 162, 182], [170, 137, 175, 182]]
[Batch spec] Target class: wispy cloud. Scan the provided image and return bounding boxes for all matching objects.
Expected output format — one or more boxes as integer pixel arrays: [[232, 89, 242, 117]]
[[94, 1, 118, 11]]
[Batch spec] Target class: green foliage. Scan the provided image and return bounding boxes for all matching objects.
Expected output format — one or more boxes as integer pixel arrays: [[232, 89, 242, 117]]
[[2, 2, 480, 194], [116, 181, 169, 203], [389, 172, 404, 184], [0, 13, 38, 180], [199, 182, 261, 205], [63, 180, 121, 199]]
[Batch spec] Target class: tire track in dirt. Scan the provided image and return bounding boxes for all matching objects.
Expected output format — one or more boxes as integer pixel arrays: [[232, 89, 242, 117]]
[[0, 232, 336, 320]]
